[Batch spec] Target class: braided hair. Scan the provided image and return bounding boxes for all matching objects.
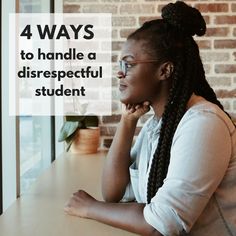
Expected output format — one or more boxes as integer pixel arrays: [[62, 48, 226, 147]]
[[127, 1, 235, 203]]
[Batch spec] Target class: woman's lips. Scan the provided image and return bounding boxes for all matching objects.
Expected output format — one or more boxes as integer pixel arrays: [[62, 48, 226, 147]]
[[119, 84, 128, 91]]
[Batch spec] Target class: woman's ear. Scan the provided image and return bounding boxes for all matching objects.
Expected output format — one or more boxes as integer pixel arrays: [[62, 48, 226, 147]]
[[157, 62, 174, 81]]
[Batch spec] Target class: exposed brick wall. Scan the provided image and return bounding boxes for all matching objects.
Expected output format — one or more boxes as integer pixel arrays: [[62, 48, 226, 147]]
[[63, 0, 236, 149]]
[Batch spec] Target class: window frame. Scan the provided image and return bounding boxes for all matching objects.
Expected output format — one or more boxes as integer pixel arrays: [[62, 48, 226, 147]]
[[0, 0, 2, 215], [1, 0, 17, 213]]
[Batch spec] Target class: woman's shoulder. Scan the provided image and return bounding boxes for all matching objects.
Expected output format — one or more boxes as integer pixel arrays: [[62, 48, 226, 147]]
[[180, 99, 235, 135]]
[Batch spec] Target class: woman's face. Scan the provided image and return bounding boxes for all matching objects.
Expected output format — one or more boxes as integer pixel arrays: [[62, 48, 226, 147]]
[[118, 39, 163, 105]]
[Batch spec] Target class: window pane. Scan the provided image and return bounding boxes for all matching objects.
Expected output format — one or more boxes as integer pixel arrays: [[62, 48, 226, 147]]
[[20, 116, 52, 194], [19, 0, 52, 195]]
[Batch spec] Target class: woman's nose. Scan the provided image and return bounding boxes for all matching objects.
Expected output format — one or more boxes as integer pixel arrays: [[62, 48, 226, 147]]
[[117, 71, 125, 79]]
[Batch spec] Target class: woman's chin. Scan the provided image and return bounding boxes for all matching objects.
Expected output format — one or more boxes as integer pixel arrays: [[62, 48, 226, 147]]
[[119, 96, 141, 105], [119, 97, 129, 105]]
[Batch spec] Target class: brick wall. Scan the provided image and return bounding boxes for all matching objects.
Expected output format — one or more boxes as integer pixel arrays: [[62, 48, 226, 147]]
[[63, 0, 236, 150]]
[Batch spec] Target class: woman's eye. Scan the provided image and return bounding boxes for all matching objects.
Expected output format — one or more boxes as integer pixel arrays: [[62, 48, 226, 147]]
[[126, 63, 135, 69]]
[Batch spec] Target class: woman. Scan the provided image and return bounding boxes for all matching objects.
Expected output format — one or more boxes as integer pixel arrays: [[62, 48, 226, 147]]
[[64, 1, 236, 235]]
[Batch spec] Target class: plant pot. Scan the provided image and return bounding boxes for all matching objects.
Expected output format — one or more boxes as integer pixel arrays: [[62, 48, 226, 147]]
[[70, 127, 100, 154]]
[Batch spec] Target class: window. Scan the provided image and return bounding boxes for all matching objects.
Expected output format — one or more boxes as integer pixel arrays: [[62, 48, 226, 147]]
[[1, 0, 63, 212], [18, 0, 59, 195]]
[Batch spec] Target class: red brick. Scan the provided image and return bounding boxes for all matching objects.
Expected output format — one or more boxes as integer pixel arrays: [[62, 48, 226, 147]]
[[112, 101, 120, 113], [196, 40, 211, 49], [112, 41, 124, 51], [112, 29, 118, 39], [63, 4, 80, 13], [233, 28, 236, 37], [112, 65, 119, 76], [144, 0, 197, 1], [215, 16, 236, 24], [215, 65, 236, 74], [120, 4, 155, 14], [203, 15, 210, 25], [194, 4, 208, 12], [214, 40, 236, 49], [233, 52, 236, 61], [200, 52, 230, 62], [207, 76, 232, 87], [100, 126, 117, 136], [112, 17, 136, 27], [112, 54, 118, 63], [82, 5, 117, 13], [112, 89, 120, 100], [232, 4, 236, 12], [203, 64, 211, 74], [102, 115, 121, 124], [102, 127, 141, 148], [219, 100, 231, 111], [139, 16, 159, 26], [231, 113, 236, 125], [112, 77, 118, 87], [234, 101, 236, 111], [205, 27, 229, 37], [215, 89, 236, 98], [157, 4, 165, 13], [195, 3, 228, 12], [120, 28, 136, 38]]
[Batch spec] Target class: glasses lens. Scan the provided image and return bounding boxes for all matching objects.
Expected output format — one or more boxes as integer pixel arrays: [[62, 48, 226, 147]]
[[119, 60, 126, 75]]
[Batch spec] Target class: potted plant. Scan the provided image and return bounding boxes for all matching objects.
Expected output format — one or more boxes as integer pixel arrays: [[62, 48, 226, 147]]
[[58, 115, 100, 154]]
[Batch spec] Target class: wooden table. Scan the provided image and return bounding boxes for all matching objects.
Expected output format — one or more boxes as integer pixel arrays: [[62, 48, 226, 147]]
[[0, 151, 136, 236]]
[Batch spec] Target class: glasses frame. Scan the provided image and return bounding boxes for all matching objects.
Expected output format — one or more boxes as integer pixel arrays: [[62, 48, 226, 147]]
[[119, 59, 159, 76]]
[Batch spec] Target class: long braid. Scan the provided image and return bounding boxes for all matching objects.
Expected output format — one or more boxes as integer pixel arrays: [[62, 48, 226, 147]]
[[147, 37, 194, 203]]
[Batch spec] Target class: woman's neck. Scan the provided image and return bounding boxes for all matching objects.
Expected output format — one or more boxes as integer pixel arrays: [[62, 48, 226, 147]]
[[151, 93, 207, 119], [150, 94, 168, 119]]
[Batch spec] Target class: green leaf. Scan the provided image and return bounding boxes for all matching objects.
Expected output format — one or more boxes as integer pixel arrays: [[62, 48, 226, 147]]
[[58, 121, 79, 142]]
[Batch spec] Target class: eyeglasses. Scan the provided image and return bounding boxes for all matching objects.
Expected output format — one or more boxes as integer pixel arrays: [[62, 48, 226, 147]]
[[119, 59, 159, 76]]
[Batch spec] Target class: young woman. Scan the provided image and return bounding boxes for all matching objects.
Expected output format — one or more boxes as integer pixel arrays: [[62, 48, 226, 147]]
[[64, 1, 236, 235]]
